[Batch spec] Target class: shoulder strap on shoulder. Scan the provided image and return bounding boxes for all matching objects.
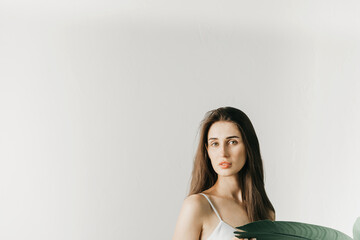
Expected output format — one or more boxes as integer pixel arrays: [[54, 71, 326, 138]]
[[199, 193, 222, 221]]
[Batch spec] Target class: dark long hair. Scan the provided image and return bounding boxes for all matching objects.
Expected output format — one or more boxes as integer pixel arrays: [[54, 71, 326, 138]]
[[188, 106, 275, 221]]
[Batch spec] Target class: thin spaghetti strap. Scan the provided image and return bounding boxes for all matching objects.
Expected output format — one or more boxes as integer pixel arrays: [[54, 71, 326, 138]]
[[199, 193, 222, 221]]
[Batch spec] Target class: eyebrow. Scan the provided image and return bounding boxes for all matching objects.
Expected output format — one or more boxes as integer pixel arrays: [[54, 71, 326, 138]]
[[208, 136, 240, 141]]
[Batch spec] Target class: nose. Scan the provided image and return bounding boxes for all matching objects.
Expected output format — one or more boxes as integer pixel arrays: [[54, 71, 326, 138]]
[[219, 144, 229, 157]]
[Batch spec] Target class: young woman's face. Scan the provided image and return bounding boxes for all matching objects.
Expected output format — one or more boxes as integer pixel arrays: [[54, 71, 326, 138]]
[[206, 121, 247, 176]]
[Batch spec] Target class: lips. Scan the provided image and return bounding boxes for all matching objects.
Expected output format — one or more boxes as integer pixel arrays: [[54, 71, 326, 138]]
[[219, 161, 231, 169]]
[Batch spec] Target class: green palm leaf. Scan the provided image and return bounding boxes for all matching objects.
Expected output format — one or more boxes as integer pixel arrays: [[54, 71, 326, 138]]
[[354, 217, 360, 240], [234, 219, 355, 240]]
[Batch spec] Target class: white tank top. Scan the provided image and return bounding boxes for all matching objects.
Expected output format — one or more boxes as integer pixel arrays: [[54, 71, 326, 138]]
[[200, 193, 237, 240]]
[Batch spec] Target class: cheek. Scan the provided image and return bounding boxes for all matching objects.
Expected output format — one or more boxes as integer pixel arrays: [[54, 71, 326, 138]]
[[208, 153, 216, 164], [207, 151, 218, 167], [207, 149, 216, 159], [234, 148, 246, 160]]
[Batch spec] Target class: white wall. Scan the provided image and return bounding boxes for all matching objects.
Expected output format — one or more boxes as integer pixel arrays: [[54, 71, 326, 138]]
[[1, 1, 360, 239]]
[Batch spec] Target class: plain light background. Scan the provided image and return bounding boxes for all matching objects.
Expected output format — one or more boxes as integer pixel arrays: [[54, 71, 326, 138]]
[[1, 0, 360, 239]]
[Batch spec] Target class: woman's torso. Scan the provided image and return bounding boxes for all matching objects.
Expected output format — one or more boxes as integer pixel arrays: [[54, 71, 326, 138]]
[[199, 191, 250, 240]]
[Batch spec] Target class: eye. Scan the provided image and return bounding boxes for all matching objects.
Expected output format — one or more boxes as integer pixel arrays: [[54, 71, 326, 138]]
[[229, 140, 238, 145], [210, 142, 218, 146]]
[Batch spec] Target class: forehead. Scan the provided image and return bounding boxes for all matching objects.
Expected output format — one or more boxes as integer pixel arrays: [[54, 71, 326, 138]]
[[207, 121, 241, 138]]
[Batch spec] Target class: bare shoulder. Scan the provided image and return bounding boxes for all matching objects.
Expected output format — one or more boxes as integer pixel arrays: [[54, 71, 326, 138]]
[[172, 194, 210, 240], [184, 193, 208, 207], [269, 209, 276, 221], [180, 193, 210, 218]]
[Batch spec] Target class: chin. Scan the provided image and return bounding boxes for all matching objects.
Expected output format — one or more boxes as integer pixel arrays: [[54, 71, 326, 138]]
[[217, 171, 239, 177]]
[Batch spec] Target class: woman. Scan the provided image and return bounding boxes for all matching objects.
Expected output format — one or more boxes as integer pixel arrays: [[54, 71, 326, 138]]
[[172, 107, 275, 240]]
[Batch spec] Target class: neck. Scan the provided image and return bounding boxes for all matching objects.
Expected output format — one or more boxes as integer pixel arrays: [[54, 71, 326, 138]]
[[211, 174, 243, 202]]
